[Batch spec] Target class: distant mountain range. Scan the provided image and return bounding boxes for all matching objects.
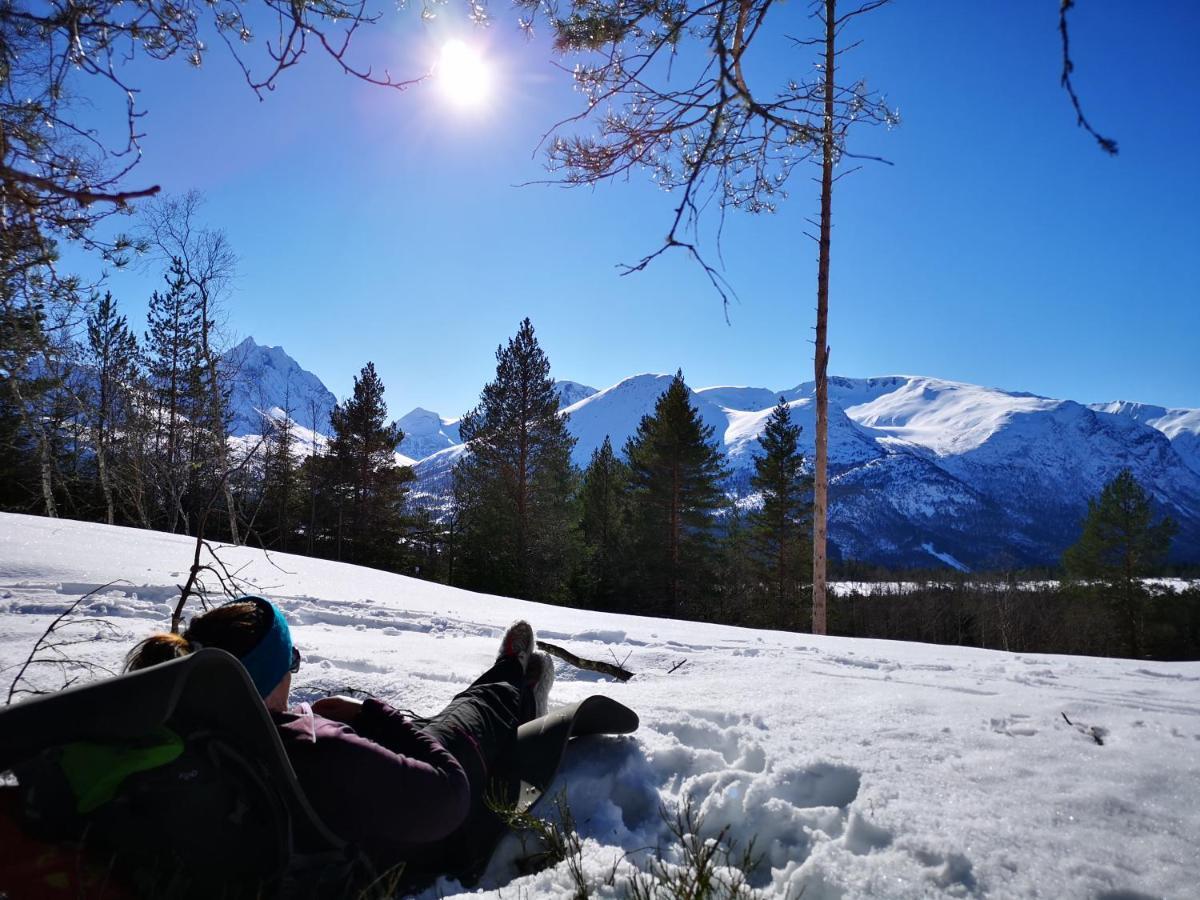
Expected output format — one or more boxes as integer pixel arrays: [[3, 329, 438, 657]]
[[223, 338, 1200, 569]]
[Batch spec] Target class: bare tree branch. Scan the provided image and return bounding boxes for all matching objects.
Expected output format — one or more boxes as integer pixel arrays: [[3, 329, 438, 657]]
[[1058, 0, 1119, 155], [537, 640, 635, 682], [6, 581, 127, 705]]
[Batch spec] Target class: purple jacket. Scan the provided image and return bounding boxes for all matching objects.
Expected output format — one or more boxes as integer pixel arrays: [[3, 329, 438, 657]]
[[272, 699, 470, 864]]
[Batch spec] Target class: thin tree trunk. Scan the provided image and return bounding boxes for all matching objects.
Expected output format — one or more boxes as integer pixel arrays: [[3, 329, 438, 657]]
[[811, 0, 836, 636], [670, 461, 680, 614], [11, 381, 58, 517], [518, 392, 529, 597], [38, 429, 58, 518], [97, 436, 115, 525], [96, 370, 115, 525]]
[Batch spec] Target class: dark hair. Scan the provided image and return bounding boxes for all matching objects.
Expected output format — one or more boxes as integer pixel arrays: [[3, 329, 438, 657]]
[[125, 601, 271, 673]]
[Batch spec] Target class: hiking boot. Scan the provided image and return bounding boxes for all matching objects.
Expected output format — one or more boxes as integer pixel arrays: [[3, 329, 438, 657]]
[[525, 651, 555, 718], [497, 619, 535, 671]]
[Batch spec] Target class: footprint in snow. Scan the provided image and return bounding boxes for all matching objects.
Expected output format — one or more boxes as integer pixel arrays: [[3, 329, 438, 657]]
[[990, 714, 1038, 738], [912, 848, 978, 894]]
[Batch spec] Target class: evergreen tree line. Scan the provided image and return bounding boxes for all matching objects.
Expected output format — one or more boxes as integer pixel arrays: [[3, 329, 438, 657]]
[[4, 292, 1190, 658]]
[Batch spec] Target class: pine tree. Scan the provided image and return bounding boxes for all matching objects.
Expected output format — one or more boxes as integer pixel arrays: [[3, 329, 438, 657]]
[[143, 258, 203, 531], [257, 405, 300, 552], [716, 500, 757, 626], [749, 398, 812, 629], [1064, 469, 1177, 657], [85, 291, 140, 525], [578, 436, 630, 609], [624, 371, 727, 616], [319, 362, 412, 569], [453, 319, 578, 602], [0, 297, 55, 513], [0, 227, 82, 517]]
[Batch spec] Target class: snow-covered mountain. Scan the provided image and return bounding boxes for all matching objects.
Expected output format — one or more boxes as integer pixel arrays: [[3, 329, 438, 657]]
[[395, 382, 599, 460], [555, 380, 599, 409], [396, 408, 463, 461], [223, 342, 1199, 568], [221, 337, 338, 437], [1088, 401, 1200, 478]]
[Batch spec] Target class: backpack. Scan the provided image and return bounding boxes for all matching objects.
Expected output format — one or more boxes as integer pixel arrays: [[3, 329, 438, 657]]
[[0, 648, 373, 899]]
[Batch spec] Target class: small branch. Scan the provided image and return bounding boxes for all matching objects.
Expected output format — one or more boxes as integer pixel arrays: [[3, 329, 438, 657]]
[[608, 647, 633, 670], [6, 581, 128, 705], [1058, 0, 1118, 155], [0, 165, 161, 207], [537, 640, 634, 682], [667, 659, 687, 674]]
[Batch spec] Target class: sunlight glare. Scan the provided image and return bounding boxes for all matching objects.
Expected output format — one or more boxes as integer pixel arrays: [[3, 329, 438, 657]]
[[437, 40, 491, 109]]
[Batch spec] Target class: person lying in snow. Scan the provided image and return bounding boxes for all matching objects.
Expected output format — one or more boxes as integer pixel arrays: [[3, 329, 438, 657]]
[[125, 596, 555, 876]]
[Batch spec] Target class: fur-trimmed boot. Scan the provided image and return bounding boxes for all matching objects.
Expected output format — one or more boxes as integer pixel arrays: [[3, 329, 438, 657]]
[[525, 650, 555, 718], [497, 619, 535, 670]]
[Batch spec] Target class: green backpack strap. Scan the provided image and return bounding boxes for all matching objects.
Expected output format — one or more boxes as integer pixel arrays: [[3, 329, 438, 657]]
[[59, 726, 184, 813]]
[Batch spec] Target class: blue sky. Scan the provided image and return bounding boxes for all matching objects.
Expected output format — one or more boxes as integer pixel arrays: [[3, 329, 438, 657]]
[[68, 0, 1200, 418]]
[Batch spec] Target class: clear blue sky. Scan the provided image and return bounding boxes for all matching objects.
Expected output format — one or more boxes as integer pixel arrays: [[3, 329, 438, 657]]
[[68, 0, 1200, 418]]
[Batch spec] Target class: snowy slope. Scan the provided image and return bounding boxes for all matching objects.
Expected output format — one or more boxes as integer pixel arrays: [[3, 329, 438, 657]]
[[222, 337, 338, 437], [2, 513, 1198, 900]]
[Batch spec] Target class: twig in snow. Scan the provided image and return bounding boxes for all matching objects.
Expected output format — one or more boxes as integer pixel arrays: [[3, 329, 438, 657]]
[[1061, 712, 1106, 746], [608, 647, 633, 670], [667, 659, 688, 675]]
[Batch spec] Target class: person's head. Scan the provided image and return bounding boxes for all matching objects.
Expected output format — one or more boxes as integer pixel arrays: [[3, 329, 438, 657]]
[[126, 596, 300, 712]]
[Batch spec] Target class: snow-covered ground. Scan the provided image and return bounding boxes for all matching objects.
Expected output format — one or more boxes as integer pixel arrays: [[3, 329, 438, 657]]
[[2, 512, 1198, 899]]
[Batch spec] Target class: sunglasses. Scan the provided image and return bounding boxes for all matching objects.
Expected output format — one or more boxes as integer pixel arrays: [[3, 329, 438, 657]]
[[290, 647, 302, 674]]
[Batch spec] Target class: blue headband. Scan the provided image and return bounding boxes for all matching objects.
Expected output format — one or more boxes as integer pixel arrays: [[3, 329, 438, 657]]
[[236, 596, 293, 699]]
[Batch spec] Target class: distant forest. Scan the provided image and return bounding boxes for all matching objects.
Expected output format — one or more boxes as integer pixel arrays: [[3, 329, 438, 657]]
[[3, 264, 1197, 662]]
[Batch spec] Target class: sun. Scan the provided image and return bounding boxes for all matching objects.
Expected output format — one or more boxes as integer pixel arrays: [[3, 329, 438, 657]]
[[437, 40, 490, 109]]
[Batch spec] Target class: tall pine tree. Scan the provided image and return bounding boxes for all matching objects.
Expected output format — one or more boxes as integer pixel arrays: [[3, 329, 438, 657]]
[[316, 362, 413, 569], [143, 258, 203, 532], [85, 291, 140, 525], [749, 398, 812, 629], [1064, 469, 1177, 657], [453, 319, 578, 602], [624, 371, 727, 616]]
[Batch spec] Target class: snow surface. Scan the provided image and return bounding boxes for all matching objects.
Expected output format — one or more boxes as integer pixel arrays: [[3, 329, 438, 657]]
[[2, 513, 1198, 899]]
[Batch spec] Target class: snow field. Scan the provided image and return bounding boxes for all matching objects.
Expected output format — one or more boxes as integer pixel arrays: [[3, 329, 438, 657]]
[[2, 512, 1198, 899]]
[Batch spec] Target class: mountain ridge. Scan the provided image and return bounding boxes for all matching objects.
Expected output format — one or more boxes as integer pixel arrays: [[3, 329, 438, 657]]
[[224, 339, 1200, 569]]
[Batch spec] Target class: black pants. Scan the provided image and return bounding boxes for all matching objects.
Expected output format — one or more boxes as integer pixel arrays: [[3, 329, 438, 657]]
[[403, 656, 536, 885], [418, 655, 535, 801]]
